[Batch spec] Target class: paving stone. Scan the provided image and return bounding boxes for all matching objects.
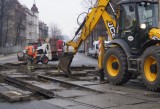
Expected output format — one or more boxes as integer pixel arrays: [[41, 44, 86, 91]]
[[0, 100, 64, 109], [0, 91, 30, 102], [73, 93, 147, 108], [10, 61, 26, 65], [46, 71, 87, 76], [0, 83, 8, 86], [42, 99, 95, 109], [0, 70, 17, 74], [7, 75, 30, 78], [87, 83, 160, 102], [54, 89, 95, 98], [68, 81, 100, 86], [65, 105, 95, 109], [0, 85, 31, 102], [26, 81, 65, 90], [109, 102, 160, 109], [46, 70, 67, 74], [0, 86, 8, 92], [4, 85, 32, 95], [42, 99, 76, 107]]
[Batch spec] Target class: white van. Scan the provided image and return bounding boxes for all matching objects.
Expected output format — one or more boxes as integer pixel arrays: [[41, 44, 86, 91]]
[[88, 41, 110, 59]]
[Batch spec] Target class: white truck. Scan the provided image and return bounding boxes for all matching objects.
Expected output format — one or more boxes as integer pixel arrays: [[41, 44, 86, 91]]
[[17, 38, 64, 64]]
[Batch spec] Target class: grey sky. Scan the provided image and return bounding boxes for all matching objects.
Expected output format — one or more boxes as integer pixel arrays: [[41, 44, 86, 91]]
[[19, 0, 84, 38]]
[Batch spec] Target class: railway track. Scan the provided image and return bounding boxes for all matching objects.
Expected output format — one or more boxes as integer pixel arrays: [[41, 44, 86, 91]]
[[0, 67, 107, 109], [0, 64, 160, 109], [0, 63, 101, 99], [0, 72, 103, 97]]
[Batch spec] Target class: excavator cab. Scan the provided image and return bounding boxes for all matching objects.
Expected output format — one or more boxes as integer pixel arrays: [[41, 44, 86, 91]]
[[116, 0, 159, 53]]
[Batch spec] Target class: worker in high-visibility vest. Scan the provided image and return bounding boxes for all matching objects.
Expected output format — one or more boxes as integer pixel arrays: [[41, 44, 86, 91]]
[[25, 44, 37, 72], [25, 44, 37, 59]]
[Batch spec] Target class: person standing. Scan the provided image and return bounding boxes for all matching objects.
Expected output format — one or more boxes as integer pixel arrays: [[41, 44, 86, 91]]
[[25, 44, 37, 73]]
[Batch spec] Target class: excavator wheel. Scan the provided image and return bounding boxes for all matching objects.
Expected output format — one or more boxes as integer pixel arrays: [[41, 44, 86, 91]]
[[103, 47, 131, 85], [141, 46, 160, 91]]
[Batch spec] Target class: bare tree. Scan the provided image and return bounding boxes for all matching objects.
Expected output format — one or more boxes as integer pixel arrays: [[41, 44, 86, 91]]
[[81, 0, 97, 9], [81, 0, 120, 15], [49, 23, 62, 38], [15, 4, 26, 46], [0, 0, 17, 46], [4, 14, 11, 45]]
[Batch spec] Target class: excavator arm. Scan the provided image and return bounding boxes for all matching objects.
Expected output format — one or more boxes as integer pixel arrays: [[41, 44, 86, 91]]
[[58, 0, 116, 77]]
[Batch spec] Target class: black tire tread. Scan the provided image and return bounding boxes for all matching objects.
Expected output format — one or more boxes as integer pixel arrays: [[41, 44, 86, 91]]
[[104, 47, 131, 85], [141, 46, 160, 91]]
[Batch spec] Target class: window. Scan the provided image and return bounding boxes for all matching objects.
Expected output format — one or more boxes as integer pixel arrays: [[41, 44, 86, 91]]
[[122, 4, 136, 30], [138, 2, 158, 28]]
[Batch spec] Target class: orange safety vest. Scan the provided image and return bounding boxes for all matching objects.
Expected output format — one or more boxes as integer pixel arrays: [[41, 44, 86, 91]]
[[25, 46, 37, 58]]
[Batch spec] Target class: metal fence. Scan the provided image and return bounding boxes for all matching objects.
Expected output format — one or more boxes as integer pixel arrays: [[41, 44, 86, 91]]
[[0, 46, 24, 55]]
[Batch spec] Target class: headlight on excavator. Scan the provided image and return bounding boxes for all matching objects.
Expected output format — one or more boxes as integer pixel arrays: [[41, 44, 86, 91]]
[[140, 24, 146, 29]]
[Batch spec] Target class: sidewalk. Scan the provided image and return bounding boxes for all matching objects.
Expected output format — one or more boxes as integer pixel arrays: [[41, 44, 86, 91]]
[[0, 53, 17, 64], [0, 53, 17, 58]]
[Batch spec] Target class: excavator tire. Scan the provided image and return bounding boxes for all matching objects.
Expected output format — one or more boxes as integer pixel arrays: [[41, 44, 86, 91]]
[[103, 47, 131, 85], [141, 46, 160, 91]]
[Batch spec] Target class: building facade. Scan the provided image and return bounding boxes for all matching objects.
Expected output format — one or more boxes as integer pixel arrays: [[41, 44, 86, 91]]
[[39, 21, 48, 39], [1, 1, 41, 47], [1, 0, 26, 47], [25, 3, 39, 44]]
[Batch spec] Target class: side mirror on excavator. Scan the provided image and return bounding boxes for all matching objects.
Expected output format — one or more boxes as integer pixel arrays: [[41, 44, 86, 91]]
[[129, 4, 134, 12]]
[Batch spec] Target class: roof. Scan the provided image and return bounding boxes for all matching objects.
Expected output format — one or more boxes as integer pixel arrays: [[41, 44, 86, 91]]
[[31, 4, 39, 13], [117, 0, 158, 5]]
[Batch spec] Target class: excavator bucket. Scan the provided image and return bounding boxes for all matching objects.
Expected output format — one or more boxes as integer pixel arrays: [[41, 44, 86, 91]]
[[58, 52, 74, 77]]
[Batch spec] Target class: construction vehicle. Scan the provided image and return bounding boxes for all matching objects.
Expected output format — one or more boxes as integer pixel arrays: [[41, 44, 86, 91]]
[[48, 38, 64, 59], [58, 0, 160, 91], [17, 42, 42, 62], [17, 38, 64, 64]]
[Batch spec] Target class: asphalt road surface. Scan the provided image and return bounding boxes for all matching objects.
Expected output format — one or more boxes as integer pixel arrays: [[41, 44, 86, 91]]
[[0, 54, 18, 64], [0, 53, 98, 67]]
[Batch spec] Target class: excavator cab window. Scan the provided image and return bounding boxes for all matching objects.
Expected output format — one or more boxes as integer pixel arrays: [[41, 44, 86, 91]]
[[121, 4, 136, 31], [118, 3, 139, 50], [117, 1, 158, 52], [137, 2, 158, 29]]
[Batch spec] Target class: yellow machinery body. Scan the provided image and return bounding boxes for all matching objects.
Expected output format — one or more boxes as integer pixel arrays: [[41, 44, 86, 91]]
[[59, 0, 160, 91]]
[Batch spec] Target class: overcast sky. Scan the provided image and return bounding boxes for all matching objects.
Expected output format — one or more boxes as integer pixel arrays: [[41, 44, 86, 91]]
[[19, 0, 84, 38]]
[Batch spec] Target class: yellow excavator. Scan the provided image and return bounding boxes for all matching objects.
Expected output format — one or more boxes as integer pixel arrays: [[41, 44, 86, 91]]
[[59, 0, 160, 91]]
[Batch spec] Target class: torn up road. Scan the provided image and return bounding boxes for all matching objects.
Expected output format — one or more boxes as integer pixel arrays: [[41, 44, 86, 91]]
[[0, 53, 160, 109]]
